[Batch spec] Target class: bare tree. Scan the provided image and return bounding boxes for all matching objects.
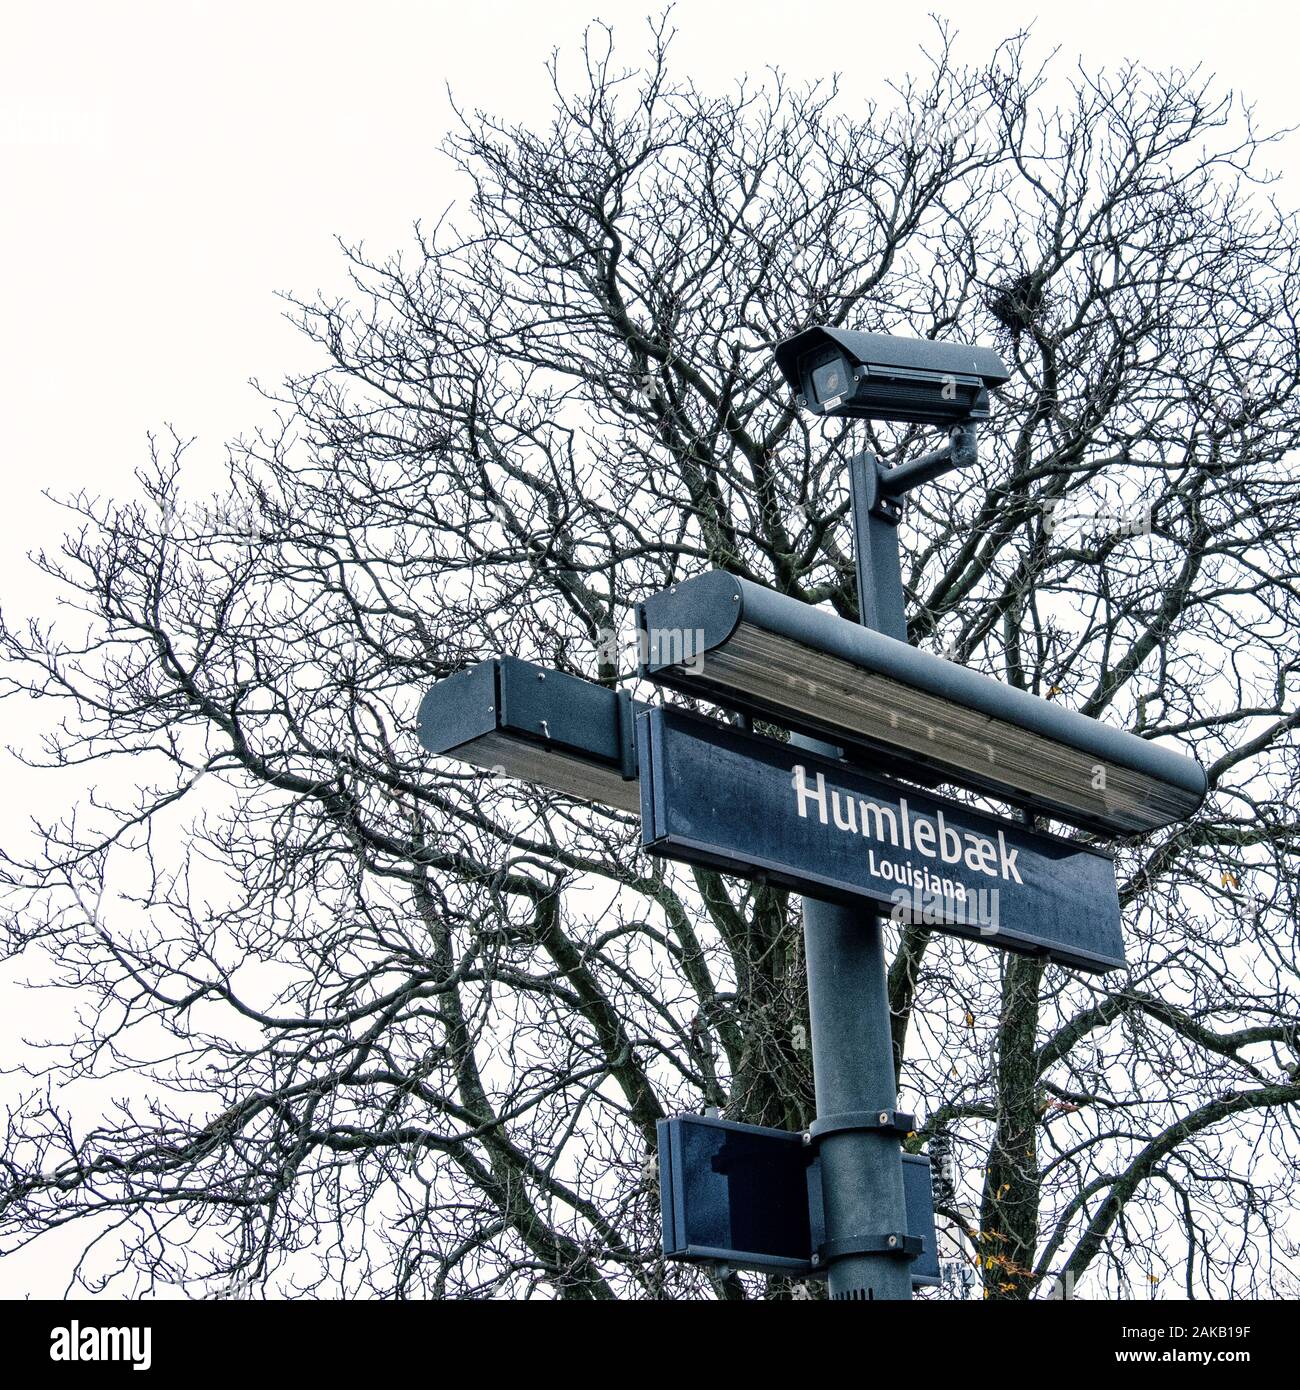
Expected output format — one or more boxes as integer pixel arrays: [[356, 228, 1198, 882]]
[[3, 17, 1299, 1300]]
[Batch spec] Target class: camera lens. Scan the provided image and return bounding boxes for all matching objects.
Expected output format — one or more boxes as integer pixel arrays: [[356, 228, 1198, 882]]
[[810, 357, 845, 404]]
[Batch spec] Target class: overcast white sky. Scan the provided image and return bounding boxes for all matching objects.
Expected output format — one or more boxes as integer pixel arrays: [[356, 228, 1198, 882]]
[[1, 0, 1297, 1296], [3, 0, 1297, 596]]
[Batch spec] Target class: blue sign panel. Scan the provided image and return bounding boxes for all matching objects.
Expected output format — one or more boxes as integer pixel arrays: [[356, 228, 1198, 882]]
[[638, 707, 1124, 973], [657, 1113, 939, 1286]]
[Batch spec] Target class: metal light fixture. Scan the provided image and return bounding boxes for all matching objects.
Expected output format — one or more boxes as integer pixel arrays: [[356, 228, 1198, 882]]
[[417, 656, 641, 812], [636, 571, 1207, 836]]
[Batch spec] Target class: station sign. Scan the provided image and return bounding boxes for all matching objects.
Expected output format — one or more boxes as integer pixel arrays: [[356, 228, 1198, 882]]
[[638, 707, 1124, 973]]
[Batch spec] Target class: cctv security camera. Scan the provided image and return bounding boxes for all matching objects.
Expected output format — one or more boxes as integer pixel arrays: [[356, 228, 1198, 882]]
[[773, 327, 1010, 427]]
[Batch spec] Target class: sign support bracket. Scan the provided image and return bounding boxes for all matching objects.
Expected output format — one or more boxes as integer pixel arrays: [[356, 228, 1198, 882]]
[[805, 1109, 916, 1144]]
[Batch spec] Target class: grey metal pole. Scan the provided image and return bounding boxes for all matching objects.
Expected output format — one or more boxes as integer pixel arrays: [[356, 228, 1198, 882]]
[[848, 452, 908, 643], [799, 448, 914, 1300], [800, 852, 913, 1299]]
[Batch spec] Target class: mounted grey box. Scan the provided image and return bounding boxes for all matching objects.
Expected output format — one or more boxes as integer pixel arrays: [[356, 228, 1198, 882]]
[[657, 1112, 939, 1286], [636, 570, 1207, 836], [417, 655, 641, 812]]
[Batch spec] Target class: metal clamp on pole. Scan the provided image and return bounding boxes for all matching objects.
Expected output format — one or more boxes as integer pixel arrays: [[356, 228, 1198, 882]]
[[804, 1109, 916, 1146], [817, 1232, 924, 1264]]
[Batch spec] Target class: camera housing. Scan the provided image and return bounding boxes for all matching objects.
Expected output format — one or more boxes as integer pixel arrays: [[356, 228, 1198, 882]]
[[774, 327, 1010, 426]]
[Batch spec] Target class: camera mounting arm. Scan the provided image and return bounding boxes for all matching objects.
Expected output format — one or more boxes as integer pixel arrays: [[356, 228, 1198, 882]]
[[850, 423, 979, 640], [877, 421, 978, 501]]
